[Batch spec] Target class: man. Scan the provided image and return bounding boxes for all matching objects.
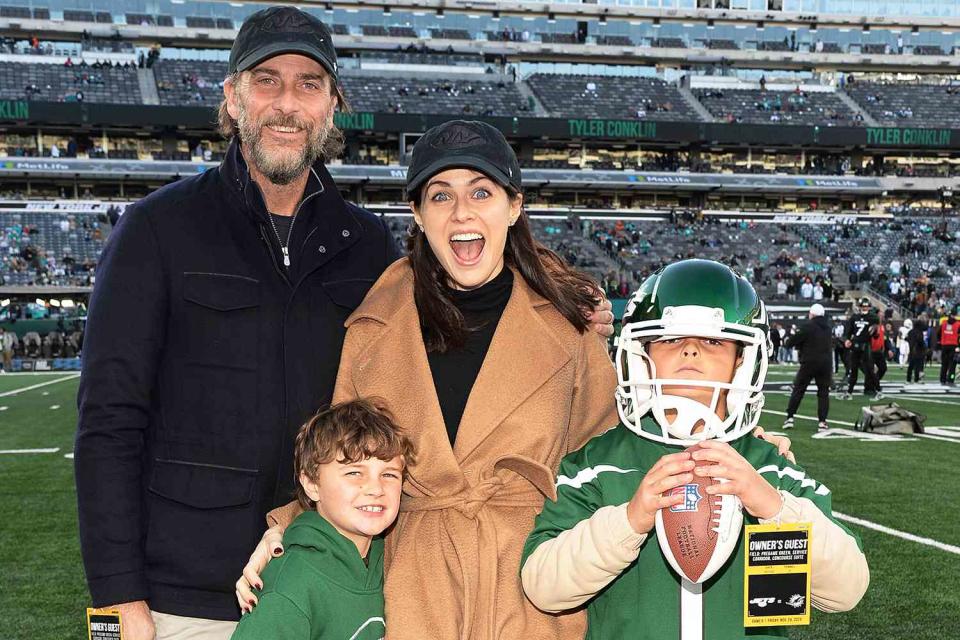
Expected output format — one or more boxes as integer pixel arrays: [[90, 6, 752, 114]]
[[769, 320, 781, 363], [75, 9, 398, 639], [906, 318, 927, 384], [870, 322, 893, 391], [939, 309, 960, 385], [843, 297, 880, 401], [783, 303, 834, 431], [75, 8, 614, 640], [0, 326, 17, 371], [833, 321, 847, 376]]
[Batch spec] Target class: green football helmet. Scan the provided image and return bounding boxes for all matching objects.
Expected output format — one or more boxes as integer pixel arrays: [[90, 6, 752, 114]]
[[616, 259, 769, 445]]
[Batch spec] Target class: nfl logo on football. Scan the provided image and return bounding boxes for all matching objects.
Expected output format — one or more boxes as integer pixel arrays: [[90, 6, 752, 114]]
[[669, 484, 703, 513]]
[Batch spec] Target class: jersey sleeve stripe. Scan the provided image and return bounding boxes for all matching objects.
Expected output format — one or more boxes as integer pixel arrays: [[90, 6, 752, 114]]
[[556, 465, 639, 490], [756, 463, 831, 496]]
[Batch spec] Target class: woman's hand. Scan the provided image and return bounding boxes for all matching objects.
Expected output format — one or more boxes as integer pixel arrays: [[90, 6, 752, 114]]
[[753, 426, 796, 464], [625, 451, 695, 535], [587, 294, 614, 337], [235, 525, 285, 613], [690, 440, 783, 520]]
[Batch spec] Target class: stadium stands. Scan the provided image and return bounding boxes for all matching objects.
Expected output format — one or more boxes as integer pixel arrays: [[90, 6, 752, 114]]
[[0, 210, 109, 287], [706, 39, 739, 50], [539, 33, 579, 45], [845, 82, 960, 128], [430, 29, 472, 41], [0, 61, 141, 104], [695, 88, 862, 126], [526, 74, 697, 121], [584, 216, 844, 301], [346, 76, 531, 117], [797, 215, 960, 316], [153, 59, 225, 106], [651, 37, 685, 49], [597, 35, 634, 46]]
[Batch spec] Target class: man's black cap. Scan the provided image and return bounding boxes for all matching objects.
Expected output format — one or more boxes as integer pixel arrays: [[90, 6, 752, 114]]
[[229, 6, 338, 80], [405, 120, 522, 197]]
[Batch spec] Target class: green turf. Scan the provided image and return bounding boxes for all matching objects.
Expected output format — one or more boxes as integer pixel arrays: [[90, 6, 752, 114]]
[[0, 372, 79, 395], [0, 373, 957, 639]]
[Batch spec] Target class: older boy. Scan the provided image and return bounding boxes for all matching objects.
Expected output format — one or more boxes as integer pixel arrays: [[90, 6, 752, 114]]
[[231, 399, 414, 640], [521, 259, 868, 640]]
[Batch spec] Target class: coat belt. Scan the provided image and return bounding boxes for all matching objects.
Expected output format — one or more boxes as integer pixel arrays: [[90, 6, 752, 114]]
[[398, 454, 558, 640]]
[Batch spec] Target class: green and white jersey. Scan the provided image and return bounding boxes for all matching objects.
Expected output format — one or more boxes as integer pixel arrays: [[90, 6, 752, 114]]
[[522, 419, 863, 640]]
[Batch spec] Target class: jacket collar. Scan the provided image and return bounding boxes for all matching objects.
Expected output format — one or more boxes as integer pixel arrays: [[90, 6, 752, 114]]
[[348, 262, 570, 465], [218, 137, 364, 279]]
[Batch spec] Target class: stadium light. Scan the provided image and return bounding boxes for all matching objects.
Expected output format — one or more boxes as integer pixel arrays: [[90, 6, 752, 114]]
[[35, 298, 46, 306], [0, 299, 9, 307], [62, 299, 75, 309], [49, 299, 61, 308]]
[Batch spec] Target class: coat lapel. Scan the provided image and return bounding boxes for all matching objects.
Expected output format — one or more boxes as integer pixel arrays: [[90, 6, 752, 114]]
[[453, 271, 572, 461], [350, 295, 466, 497]]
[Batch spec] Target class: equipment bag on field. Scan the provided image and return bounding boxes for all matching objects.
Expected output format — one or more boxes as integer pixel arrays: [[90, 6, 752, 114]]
[[854, 403, 925, 435]]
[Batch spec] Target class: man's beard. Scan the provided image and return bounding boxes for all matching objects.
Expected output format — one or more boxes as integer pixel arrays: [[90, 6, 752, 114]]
[[236, 100, 331, 186]]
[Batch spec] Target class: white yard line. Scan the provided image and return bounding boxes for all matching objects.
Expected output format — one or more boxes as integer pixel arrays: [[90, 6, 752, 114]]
[[0, 374, 79, 398], [763, 409, 856, 426], [895, 395, 960, 406], [0, 371, 77, 376], [0, 447, 60, 454], [834, 512, 960, 556], [764, 408, 960, 443]]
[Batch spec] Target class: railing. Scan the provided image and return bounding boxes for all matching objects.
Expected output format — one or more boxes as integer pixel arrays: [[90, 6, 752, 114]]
[[861, 284, 909, 320]]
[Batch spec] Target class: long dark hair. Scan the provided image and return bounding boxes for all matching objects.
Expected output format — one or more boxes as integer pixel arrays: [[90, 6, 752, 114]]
[[406, 184, 600, 353]]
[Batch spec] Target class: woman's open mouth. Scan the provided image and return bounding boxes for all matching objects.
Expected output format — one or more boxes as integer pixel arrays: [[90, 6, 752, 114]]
[[449, 232, 485, 266]]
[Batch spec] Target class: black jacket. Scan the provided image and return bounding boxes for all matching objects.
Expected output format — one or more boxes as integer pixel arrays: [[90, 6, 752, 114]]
[[785, 315, 833, 366], [907, 324, 927, 355], [74, 139, 401, 620]]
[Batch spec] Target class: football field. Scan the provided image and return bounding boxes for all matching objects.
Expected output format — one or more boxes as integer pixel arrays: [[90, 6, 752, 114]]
[[0, 365, 957, 640]]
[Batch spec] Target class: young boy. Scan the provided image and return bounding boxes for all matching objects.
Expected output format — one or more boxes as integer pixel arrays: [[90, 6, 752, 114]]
[[521, 259, 868, 640], [231, 399, 414, 640]]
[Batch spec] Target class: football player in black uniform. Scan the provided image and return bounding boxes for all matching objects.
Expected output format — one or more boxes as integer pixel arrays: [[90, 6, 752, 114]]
[[842, 297, 881, 400]]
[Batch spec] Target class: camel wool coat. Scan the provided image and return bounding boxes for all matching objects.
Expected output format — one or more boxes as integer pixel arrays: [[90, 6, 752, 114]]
[[333, 258, 619, 640]]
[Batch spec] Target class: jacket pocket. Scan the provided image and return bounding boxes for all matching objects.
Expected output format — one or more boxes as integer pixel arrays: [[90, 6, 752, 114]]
[[148, 457, 258, 509], [320, 278, 375, 311], [180, 272, 260, 369], [145, 457, 260, 592]]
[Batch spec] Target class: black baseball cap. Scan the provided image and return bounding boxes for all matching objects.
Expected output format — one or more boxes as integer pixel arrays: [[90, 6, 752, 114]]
[[229, 6, 338, 80], [405, 120, 522, 197]]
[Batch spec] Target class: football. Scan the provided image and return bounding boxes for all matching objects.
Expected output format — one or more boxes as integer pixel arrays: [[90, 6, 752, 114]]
[[655, 443, 744, 584]]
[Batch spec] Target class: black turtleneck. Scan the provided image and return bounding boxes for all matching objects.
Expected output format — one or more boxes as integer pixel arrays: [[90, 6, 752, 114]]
[[426, 267, 514, 446]]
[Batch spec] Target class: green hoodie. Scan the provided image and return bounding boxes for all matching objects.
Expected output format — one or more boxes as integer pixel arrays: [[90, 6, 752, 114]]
[[231, 511, 386, 640]]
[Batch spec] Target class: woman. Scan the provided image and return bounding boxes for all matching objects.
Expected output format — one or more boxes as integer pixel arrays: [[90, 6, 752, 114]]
[[237, 120, 792, 639]]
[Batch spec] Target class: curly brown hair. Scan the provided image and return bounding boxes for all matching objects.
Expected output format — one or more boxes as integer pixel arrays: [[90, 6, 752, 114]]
[[293, 399, 415, 510]]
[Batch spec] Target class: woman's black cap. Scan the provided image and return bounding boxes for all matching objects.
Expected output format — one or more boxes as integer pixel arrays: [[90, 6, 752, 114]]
[[405, 120, 522, 197], [229, 6, 338, 81]]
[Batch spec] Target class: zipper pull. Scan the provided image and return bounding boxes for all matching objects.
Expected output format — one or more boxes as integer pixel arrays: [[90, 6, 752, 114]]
[[281, 246, 290, 267]]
